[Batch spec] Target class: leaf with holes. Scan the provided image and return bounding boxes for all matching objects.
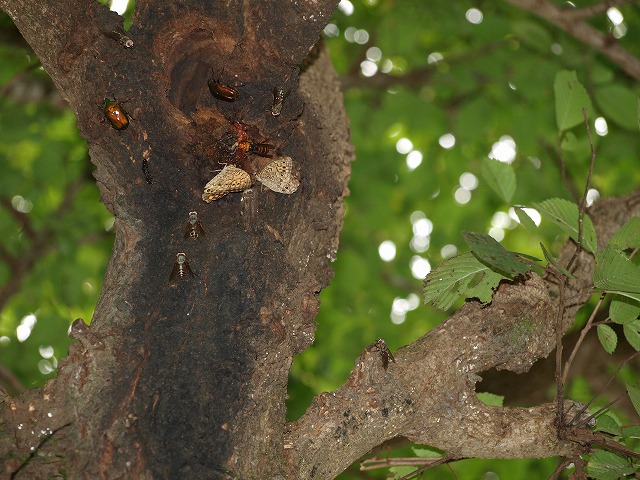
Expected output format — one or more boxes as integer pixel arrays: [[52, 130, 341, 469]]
[[534, 198, 597, 254], [423, 253, 506, 310], [597, 324, 617, 354]]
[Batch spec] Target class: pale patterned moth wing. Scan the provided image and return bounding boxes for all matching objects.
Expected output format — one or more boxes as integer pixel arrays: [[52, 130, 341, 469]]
[[169, 252, 195, 283], [255, 156, 300, 194], [202, 165, 252, 203]]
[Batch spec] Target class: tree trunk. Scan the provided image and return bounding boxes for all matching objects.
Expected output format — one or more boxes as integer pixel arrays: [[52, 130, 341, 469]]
[[0, 1, 348, 478]]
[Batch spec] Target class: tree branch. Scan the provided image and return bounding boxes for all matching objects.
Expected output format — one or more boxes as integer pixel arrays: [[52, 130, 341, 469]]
[[285, 189, 640, 479], [504, 0, 640, 81], [562, 0, 634, 21]]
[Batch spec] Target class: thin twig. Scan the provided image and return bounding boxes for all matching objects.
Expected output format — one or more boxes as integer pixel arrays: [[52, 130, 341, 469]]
[[556, 109, 597, 430], [569, 352, 640, 426], [562, 292, 607, 384], [548, 457, 572, 480], [397, 456, 454, 480], [360, 457, 438, 470]]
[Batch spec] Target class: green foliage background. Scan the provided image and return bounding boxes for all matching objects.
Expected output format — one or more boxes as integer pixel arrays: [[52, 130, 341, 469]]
[[1, 1, 639, 478]]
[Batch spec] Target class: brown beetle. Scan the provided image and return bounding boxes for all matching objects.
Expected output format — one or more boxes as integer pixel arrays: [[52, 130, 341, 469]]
[[101, 97, 129, 130], [208, 71, 239, 102]]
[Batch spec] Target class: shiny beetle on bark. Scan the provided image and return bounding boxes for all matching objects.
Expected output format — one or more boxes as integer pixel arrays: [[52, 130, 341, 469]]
[[101, 97, 130, 130]]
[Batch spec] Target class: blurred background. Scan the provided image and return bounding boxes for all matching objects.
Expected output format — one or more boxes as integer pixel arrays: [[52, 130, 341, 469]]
[[1, 1, 639, 478]]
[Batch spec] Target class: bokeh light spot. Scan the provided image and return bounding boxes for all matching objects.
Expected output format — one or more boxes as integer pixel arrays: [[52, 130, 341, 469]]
[[441, 244, 457, 259], [360, 60, 377, 77], [338, 0, 354, 15], [594, 117, 608, 136], [465, 8, 483, 24], [406, 150, 423, 170], [366, 47, 382, 62], [586, 189, 600, 207], [379, 240, 396, 262], [410, 256, 431, 279], [438, 133, 455, 150], [489, 135, 516, 164], [396, 138, 413, 154], [454, 187, 471, 205], [459, 172, 478, 191]]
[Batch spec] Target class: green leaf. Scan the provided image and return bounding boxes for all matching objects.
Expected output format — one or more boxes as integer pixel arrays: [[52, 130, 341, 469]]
[[481, 158, 516, 202], [423, 253, 506, 310], [623, 426, 640, 439], [511, 20, 552, 53], [627, 383, 640, 418], [623, 322, 640, 351], [533, 198, 598, 254], [554, 70, 592, 131], [595, 84, 639, 131], [514, 206, 537, 233], [610, 297, 640, 325], [477, 392, 504, 407], [540, 242, 576, 278], [412, 447, 443, 458], [608, 216, 640, 250], [595, 413, 622, 436], [587, 450, 635, 480], [463, 231, 531, 278], [594, 246, 640, 302], [597, 324, 617, 354]]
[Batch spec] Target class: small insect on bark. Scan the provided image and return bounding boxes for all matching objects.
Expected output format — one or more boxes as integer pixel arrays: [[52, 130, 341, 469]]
[[208, 71, 239, 102], [235, 140, 274, 158], [370, 338, 396, 370], [184, 211, 206, 240], [271, 87, 286, 116], [169, 252, 194, 283], [102, 30, 134, 48], [101, 97, 130, 130]]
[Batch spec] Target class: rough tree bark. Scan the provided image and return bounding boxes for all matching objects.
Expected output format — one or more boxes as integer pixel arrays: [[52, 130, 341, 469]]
[[1, 1, 639, 480], [0, 0, 349, 478]]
